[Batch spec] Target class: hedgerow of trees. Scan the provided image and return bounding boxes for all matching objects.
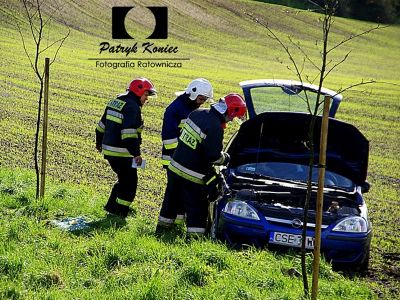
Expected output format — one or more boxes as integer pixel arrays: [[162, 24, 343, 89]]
[[264, 0, 400, 23]]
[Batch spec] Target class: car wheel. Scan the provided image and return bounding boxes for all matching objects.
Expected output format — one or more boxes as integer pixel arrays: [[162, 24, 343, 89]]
[[357, 247, 370, 273], [332, 247, 370, 273]]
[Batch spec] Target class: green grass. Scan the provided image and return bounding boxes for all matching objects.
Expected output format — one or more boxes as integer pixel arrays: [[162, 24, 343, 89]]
[[0, 168, 374, 299], [0, 0, 399, 298]]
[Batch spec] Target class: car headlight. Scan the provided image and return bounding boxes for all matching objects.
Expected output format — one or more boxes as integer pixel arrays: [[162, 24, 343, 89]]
[[332, 216, 368, 233], [223, 200, 260, 220]]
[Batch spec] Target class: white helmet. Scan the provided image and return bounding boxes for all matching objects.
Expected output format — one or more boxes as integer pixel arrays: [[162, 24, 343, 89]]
[[185, 78, 213, 101]]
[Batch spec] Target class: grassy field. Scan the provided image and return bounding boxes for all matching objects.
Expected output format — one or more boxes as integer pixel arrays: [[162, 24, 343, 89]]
[[0, 0, 399, 298], [0, 168, 376, 299]]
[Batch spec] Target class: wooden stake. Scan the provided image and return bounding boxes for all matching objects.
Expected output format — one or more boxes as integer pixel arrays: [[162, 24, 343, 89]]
[[311, 96, 331, 300], [39, 58, 50, 199]]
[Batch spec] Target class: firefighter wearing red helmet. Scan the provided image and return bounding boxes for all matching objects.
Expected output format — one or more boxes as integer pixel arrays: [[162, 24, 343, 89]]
[[95, 77, 156, 218], [156, 93, 247, 237]]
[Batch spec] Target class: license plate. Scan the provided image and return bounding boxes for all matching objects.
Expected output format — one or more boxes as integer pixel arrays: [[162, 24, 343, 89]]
[[269, 232, 314, 249]]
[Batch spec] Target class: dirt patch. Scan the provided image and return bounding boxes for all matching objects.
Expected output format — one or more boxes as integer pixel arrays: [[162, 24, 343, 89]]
[[365, 252, 400, 298]]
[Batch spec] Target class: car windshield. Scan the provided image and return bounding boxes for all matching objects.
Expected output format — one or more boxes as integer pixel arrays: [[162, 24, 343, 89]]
[[250, 86, 326, 115], [236, 162, 355, 190]]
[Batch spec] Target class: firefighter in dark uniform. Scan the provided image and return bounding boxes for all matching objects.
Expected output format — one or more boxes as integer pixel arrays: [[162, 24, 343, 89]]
[[95, 78, 156, 218], [157, 93, 247, 236], [160, 78, 213, 225]]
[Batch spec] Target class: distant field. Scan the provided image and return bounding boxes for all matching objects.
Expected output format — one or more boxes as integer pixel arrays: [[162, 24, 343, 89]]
[[0, 0, 399, 298]]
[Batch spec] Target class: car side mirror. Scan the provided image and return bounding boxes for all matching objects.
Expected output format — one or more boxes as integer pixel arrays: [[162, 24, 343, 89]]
[[361, 181, 370, 193]]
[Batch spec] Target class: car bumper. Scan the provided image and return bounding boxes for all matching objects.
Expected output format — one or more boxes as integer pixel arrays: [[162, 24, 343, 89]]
[[218, 212, 372, 265]]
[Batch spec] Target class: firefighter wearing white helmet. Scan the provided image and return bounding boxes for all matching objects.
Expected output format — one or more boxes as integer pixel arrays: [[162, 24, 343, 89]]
[[157, 93, 247, 238], [162, 78, 213, 167], [160, 78, 213, 226], [185, 78, 213, 100]]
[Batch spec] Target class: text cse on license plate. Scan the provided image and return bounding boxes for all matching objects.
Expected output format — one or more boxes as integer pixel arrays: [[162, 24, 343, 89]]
[[269, 232, 314, 249]]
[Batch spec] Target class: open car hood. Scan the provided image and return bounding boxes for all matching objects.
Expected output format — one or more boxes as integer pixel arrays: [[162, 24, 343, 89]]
[[227, 112, 369, 185]]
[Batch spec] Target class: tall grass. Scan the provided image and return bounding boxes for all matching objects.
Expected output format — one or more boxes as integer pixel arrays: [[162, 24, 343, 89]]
[[0, 168, 375, 299]]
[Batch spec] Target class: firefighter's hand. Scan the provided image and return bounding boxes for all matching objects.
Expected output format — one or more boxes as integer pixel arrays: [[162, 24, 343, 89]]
[[134, 156, 143, 167], [96, 144, 102, 152]]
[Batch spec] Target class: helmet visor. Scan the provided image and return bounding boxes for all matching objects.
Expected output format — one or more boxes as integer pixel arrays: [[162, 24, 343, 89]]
[[234, 114, 247, 125], [147, 88, 157, 96], [197, 95, 209, 103]]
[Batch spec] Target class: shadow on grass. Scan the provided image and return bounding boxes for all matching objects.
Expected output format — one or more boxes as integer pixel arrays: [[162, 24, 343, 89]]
[[233, 243, 373, 279], [153, 226, 186, 244]]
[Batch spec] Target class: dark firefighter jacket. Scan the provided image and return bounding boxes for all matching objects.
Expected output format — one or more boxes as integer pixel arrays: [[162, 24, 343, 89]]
[[161, 93, 199, 167], [168, 106, 228, 185], [95, 92, 143, 159]]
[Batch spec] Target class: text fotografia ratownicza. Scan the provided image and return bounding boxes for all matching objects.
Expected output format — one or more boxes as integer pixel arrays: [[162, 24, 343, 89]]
[[93, 41, 186, 69], [95, 60, 183, 69]]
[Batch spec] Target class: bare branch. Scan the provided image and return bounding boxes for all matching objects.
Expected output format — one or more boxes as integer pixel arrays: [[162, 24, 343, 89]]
[[327, 24, 387, 54], [15, 20, 35, 72], [33, 0, 44, 80], [18, 0, 70, 77], [376, 82, 400, 88], [310, 72, 320, 85], [49, 28, 71, 65], [336, 80, 377, 95], [300, 57, 306, 76], [42, 0, 69, 30], [323, 50, 351, 80], [305, 74, 313, 84], [39, 32, 69, 54], [325, 58, 333, 68], [327, 80, 400, 100], [22, 0, 38, 45], [288, 35, 321, 71], [244, 12, 306, 86], [42, 13, 54, 29]]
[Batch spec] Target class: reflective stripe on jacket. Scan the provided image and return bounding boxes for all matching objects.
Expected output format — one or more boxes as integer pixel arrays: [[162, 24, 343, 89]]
[[95, 92, 143, 158], [161, 93, 198, 167], [168, 107, 225, 184]]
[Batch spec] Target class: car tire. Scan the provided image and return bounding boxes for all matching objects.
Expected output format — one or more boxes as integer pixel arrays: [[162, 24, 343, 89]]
[[357, 247, 370, 273], [332, 247, 370, 273]]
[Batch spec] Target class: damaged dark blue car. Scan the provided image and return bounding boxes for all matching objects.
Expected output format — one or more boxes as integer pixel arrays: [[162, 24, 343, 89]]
[[211, 79, 371, 271]]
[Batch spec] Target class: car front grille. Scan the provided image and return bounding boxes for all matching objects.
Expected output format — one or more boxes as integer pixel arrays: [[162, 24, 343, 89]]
[[264, 216, 329, 229], [249, 201, 336, 229]]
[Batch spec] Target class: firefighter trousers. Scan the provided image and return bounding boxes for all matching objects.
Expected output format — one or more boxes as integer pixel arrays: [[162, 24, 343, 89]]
[[104, 157, 137, 218], [163, 169, 185, 224], [158, 170, 208, 234]]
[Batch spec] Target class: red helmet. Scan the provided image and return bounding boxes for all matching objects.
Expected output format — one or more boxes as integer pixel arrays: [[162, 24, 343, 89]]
[[128, 78, 157, 97], [224, 93, 247, 120]]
